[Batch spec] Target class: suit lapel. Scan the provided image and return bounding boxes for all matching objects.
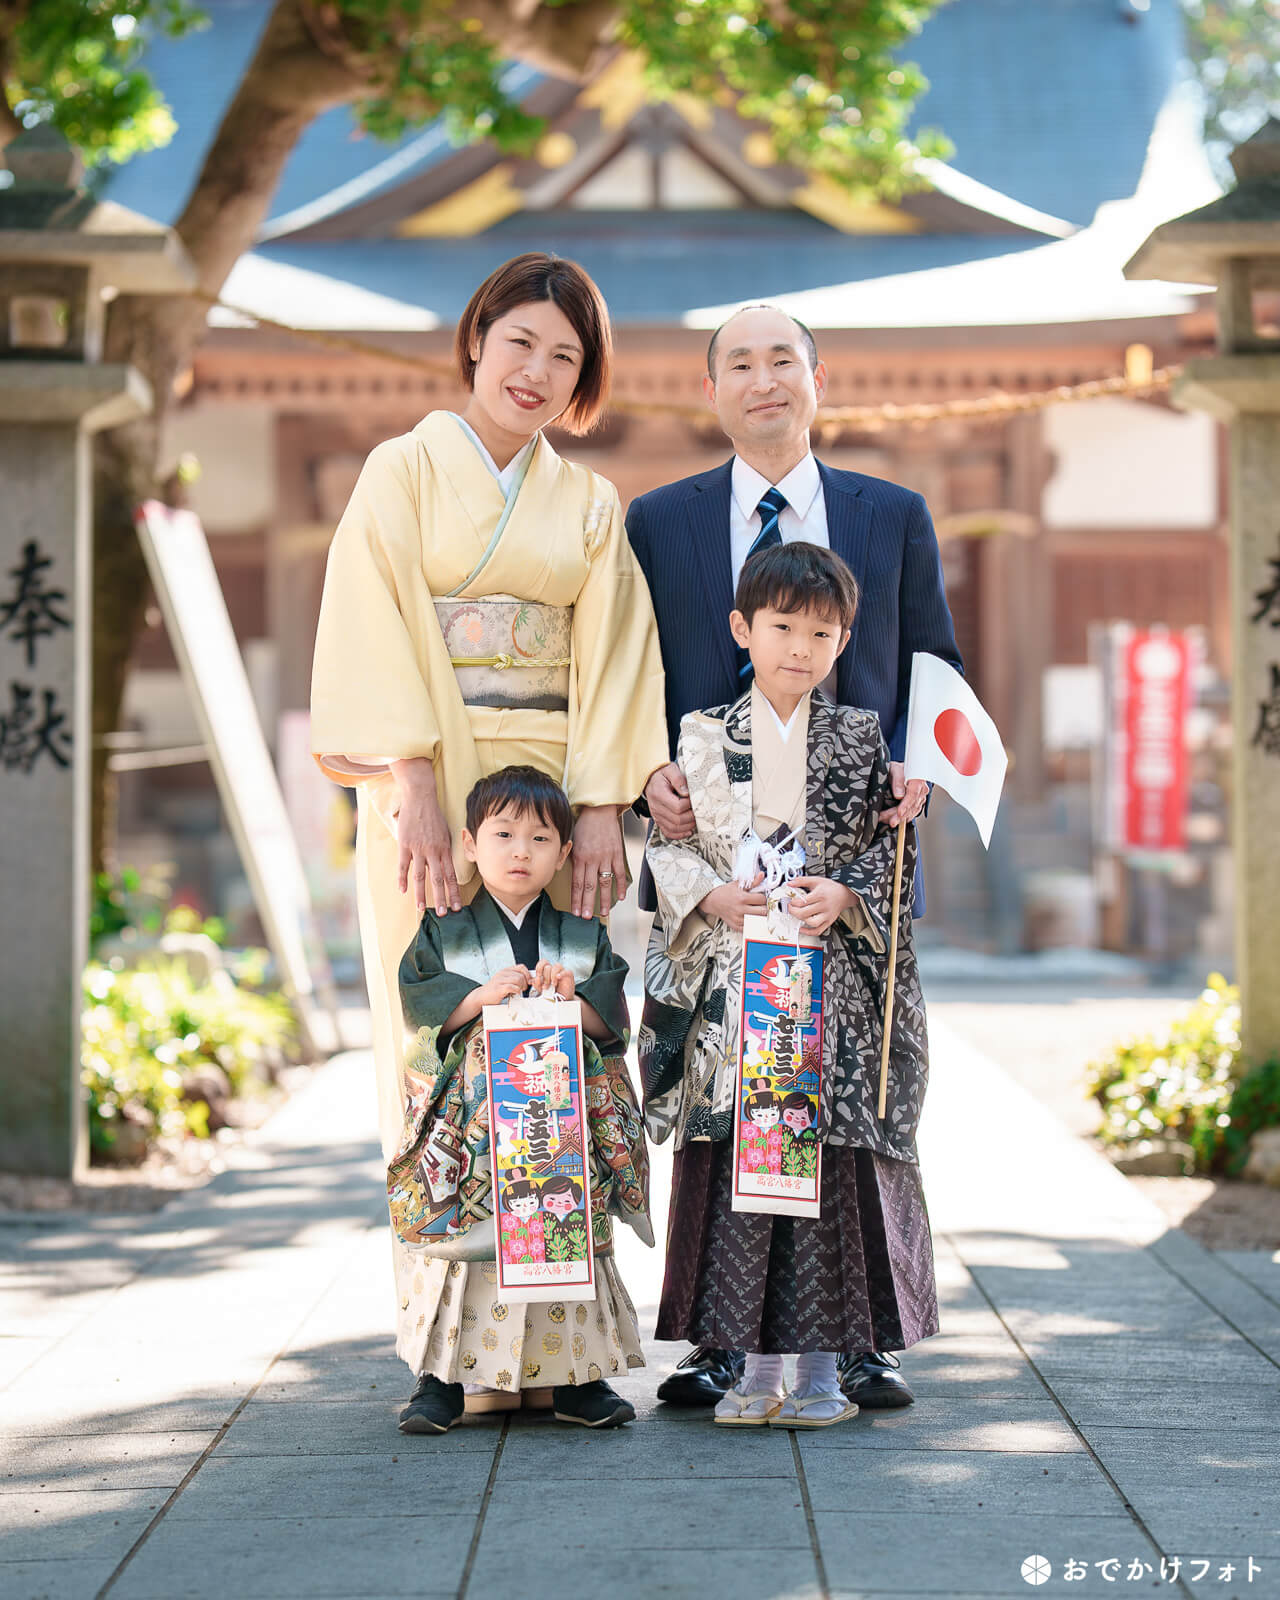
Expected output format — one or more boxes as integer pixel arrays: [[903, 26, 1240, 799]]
[[818, 462, 872, 667], [686, 462, 739, 686]]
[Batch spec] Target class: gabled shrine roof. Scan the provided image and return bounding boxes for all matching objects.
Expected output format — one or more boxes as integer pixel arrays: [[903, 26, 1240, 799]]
[[82, 0, 1206, 329]]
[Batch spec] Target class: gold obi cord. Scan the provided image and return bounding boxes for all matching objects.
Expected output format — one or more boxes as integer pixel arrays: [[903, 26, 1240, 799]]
[[435, 595, 572, 711]]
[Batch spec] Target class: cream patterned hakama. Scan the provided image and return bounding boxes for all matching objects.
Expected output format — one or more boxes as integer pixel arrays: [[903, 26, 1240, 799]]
[[397, 1256, 644, 1391]]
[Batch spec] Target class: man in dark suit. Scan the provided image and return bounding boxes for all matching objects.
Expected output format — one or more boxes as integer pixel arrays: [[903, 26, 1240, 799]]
[[627, 303, 962, 1413]]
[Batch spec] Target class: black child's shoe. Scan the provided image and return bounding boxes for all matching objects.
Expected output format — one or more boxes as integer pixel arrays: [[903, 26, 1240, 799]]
[[656, 1346, 745, 1407], [836, 1351, 914, 1410], [399, 1373, 465, 1434], [552, 1379, 636, 1428]]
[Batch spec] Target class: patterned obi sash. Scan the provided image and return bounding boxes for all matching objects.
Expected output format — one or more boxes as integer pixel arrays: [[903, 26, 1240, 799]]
[[434, 595, 572, 712]]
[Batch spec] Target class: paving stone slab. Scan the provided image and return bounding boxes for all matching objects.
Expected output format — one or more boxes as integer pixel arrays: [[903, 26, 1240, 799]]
[[163, 1450, 492, 1521], [108, 1512, 475, 1598], [814, 1510, 1159, 1595], [795, 1396, 1082, 1454], [0, 1383, 253, 1440], [482, 1476, 809, 1550], [495, 1410, 795, 1477], [1044, 1380, 1280, 1433], [1032, 1339, 1279, 1385], [1, 1431, 216, 1493], [469, 1543, 821, 1599], [253, 1357, 409, 1405], [0, 1556, 121, 1600], [799, 1446, 1118, 1517], [213, 1400, 499, 1456], [1160, 1548, 1277, 1593], [0, 1488, 161, 1563]]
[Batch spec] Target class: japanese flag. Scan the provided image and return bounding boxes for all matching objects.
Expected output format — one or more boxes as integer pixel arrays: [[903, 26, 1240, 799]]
[[904, 653, 1008, 848]]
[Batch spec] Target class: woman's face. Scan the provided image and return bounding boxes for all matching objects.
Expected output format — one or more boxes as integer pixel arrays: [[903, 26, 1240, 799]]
[[470, 300, 584, 440], [509, 1191, 538, 1219], [783, 1107, 809, 1134], [750, 1105, 780, 1130], [543, 1190, 576, 1220]]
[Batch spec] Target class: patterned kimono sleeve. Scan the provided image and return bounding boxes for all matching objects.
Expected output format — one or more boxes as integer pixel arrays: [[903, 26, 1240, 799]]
[[824, 721, 917, 955], [645, 720, 727, 960], [639, 720, 728, 1142], [575, 921, 630, 1055], [398, 912, 480, 1040]]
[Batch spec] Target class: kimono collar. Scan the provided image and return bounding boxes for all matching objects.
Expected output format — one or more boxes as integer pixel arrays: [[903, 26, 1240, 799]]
[[436, 887, 598, 987], [447, 412, 536, 495]]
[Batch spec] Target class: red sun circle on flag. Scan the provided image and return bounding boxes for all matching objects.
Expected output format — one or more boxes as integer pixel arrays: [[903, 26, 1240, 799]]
[[934, 709, 983, 776]]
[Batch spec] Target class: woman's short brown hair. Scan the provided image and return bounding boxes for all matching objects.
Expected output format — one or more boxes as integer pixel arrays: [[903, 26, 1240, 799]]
[[454, 253, 612, 435]]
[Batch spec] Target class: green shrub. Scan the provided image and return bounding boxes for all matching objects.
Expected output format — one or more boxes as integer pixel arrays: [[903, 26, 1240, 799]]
[[81, 960, 297, 1161], [1086, 975, 1280, 1174], [1221, 1055, 1280, 1177]]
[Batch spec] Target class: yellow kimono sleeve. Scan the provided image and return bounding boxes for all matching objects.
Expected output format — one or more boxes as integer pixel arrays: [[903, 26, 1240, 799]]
[[564, 481, 668, 809], [310, 438, 443, 785]]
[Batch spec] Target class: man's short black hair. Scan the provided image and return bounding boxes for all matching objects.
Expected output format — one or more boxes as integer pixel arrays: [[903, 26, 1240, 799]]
[[707, 303, 819, 379], [735, 541, 859, 631], [465, 765, 573, 845]]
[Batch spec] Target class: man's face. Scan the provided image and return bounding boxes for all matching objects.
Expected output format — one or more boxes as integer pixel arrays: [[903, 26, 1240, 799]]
[[703, 307, 827, 454]]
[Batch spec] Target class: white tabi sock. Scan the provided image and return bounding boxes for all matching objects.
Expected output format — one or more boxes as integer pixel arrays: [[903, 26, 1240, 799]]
[[741, 1352, 785, 1396], [793, 1350, 840, 1397]]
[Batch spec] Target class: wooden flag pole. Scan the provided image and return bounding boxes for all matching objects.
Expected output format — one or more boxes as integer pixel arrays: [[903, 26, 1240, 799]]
[[877, 816, 908, 1119]]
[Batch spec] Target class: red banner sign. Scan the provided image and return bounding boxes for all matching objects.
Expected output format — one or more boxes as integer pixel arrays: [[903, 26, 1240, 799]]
[[1122, 631, 1190, 851]]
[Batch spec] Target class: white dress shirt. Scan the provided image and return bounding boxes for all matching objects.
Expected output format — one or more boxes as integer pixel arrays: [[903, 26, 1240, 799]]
[[729, 451, 829, 592]]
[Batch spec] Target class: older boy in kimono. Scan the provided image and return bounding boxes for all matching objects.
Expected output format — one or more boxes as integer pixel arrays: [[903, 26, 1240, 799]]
[[641, 542, 938, 1428], [391, 765, 651, 1434]]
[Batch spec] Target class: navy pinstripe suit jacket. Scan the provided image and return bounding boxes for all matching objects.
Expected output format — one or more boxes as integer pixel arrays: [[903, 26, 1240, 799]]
[[626, 457, 963, 912]]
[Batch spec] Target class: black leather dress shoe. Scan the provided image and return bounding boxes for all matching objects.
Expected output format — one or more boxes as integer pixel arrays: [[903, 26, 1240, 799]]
[[656, 1346, 745, 1407], [398, 1373, 464, 1433], [836, 1351, 914, 1409]]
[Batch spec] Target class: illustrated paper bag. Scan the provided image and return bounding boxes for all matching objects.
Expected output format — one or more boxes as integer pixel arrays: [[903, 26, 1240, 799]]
[[732, 913, 825, 1217], [484, 996, 597, 1303]]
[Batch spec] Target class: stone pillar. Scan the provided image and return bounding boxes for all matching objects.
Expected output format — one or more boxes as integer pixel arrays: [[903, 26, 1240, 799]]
[[0, 128, 192, 1176], [1198, 385, 1280, 1059], [0, 377, 148, 1175], [1125, 118, 1280, 1065]]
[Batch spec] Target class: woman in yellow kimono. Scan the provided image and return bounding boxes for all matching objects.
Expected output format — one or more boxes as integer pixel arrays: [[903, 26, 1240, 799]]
[[310, 254, 668, 1397]]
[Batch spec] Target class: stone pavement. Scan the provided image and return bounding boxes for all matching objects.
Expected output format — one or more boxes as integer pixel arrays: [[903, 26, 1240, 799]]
[[3, 1016, 1279, 1600]]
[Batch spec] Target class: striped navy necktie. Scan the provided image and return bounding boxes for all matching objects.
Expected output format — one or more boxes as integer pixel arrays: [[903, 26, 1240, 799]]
[[738, 486, 789, 683]]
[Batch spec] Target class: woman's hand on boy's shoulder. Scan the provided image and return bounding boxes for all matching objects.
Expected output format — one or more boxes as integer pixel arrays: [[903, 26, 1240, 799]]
[[787, 877, 857, 937]]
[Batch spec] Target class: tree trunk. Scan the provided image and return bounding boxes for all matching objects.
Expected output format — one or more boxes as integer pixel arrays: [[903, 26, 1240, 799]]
[[86, 0, 620, 869], [90, 0, 361, 869]]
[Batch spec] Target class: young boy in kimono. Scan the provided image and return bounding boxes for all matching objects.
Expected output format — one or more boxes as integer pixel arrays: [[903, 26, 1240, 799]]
[[641, 542, 938, 1429], [390, 765, 652, 1434]]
